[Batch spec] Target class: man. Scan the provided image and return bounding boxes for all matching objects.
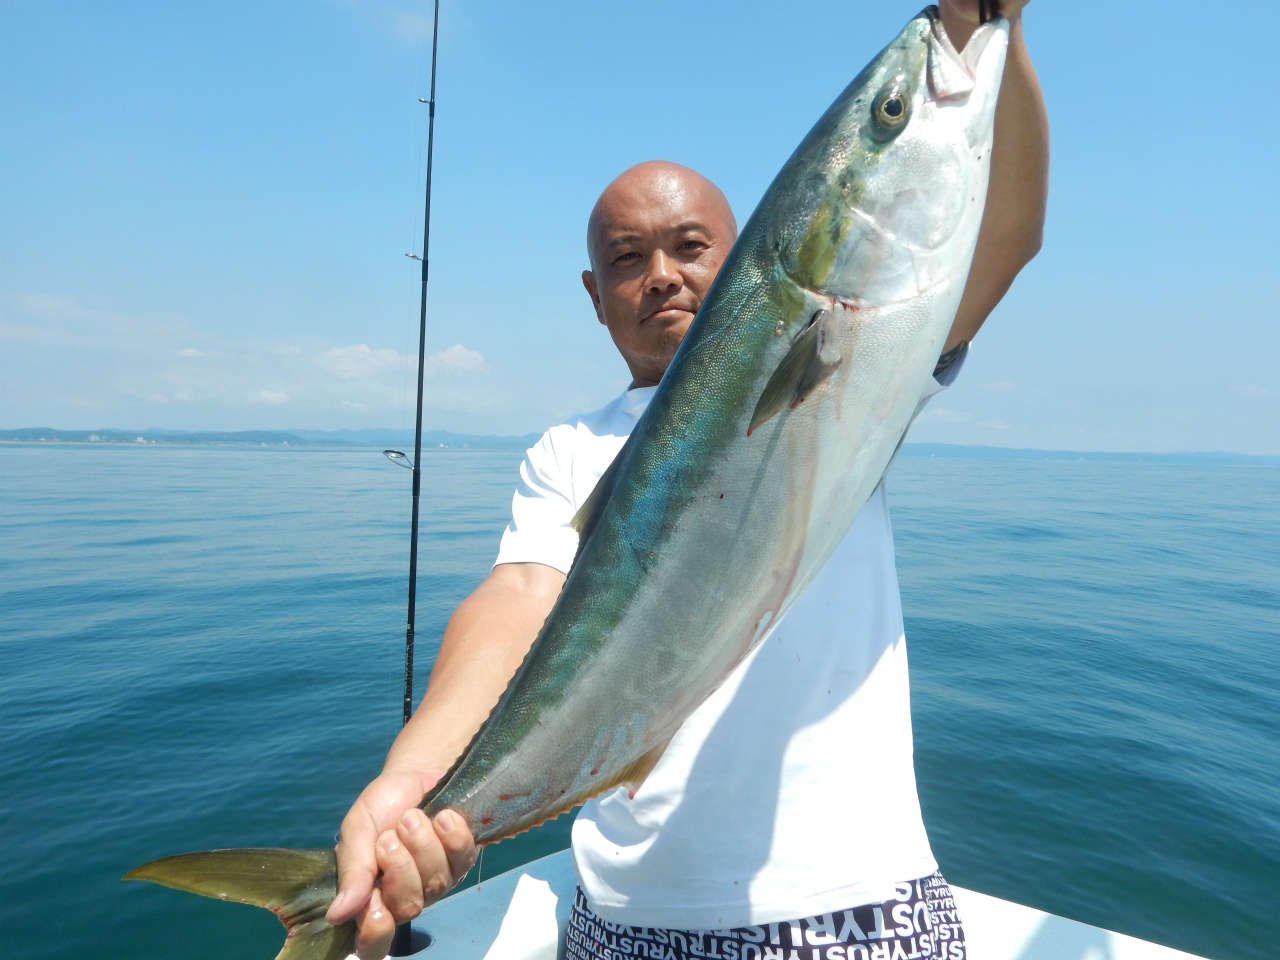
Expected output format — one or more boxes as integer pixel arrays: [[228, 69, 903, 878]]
[[329, 2, 1048, 957]]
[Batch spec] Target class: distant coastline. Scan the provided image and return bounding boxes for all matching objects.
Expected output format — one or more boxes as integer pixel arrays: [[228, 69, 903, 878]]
[[0, 427, 540, 452], [3, 427, 1277, 464]]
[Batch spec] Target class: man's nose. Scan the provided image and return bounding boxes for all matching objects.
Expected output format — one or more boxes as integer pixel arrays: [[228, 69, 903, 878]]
[[644, 250, 681, 293]]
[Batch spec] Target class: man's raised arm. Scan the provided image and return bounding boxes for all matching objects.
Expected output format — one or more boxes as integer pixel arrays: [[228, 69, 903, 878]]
[[939, 0, 1050, 353], [327, 561, 566, 960]]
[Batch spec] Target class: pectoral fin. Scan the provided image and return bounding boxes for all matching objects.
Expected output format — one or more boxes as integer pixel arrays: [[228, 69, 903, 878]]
[[748, 309, 843, 435]]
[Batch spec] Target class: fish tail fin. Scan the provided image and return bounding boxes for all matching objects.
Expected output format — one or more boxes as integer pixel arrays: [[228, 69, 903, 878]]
[[124, 847, 355, 960]]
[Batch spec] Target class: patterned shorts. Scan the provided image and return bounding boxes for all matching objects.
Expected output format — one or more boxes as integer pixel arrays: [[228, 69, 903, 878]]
[[563, 872, 966, 960]]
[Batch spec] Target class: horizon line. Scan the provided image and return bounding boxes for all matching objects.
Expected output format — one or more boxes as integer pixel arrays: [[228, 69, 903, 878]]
[[2, 427, 1277, 462]]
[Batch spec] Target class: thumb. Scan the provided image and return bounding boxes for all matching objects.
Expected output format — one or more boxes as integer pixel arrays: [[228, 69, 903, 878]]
[[327, 811, 379, 924]]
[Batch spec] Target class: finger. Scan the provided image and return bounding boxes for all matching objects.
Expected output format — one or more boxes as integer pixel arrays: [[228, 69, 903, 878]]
[[327, 808, 378, 924], [355, 887, 395, 960], [433, 809, 478, 886], [375, 827, 427, 922], [396, 808, 454, 906]]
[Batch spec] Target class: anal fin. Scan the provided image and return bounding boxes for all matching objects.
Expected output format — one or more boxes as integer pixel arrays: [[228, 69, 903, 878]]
[[615, 737, 673, 798]]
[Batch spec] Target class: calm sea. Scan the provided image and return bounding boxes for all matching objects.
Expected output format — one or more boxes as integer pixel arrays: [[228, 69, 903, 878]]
[[1, 443, 1276, 960]]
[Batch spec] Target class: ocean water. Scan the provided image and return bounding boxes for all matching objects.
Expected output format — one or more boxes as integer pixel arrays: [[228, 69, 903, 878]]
[[1, 443, 1276, 960]]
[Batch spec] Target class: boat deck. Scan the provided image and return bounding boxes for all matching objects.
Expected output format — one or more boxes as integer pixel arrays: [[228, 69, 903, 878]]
[[391, 850, 1209, 960]]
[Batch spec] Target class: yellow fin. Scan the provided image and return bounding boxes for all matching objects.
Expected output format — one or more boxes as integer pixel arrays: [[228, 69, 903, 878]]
[[124, 847, 354, 960], [613, 738, 672, 796]]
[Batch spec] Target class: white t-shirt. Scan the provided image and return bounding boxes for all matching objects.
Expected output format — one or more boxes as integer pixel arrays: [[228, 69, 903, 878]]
[[494, 357, 962, 930]]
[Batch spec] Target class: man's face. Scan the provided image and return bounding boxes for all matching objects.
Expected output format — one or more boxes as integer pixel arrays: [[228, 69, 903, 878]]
[[582, 165, 737, 388]]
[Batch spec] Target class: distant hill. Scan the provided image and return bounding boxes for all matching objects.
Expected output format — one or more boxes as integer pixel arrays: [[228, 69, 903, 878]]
[[0, 427, 540, 451], [0, 427, 308, 445], [3, 430, 1275, 463]]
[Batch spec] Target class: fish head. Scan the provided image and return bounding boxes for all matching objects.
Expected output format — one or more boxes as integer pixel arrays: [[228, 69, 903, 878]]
[[768, 7, 1010, 309]]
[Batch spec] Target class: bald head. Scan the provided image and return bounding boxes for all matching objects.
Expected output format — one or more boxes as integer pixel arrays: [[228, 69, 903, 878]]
[[586, 161, 736, 272], [581, 161, 738, 387]]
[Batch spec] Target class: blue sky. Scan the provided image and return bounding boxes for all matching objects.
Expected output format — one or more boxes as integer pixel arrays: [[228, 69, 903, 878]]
[[2, 1, 1276, 454]]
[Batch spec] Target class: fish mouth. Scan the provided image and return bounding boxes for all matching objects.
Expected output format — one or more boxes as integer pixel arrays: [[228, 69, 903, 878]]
[[924, 6, 1008, 100]]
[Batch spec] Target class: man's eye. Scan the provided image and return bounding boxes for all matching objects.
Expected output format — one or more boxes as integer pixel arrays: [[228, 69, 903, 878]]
[[678, 240, 707, 254], [612, 251, 640, 266]]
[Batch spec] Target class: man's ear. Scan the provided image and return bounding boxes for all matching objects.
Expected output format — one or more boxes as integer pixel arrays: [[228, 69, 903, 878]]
[[582, 270, 605, 325]]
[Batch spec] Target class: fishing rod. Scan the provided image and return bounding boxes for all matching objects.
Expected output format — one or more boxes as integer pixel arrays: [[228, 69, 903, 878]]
[[384, 0, 441, 953], [402, 0, 441, 731]]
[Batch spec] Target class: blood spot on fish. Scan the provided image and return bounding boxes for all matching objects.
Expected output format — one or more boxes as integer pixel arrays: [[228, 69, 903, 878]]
[[590, 767, 600, 776], [719, 493, 724, 499], [498, 794, 513, 801], [480, 817, 493, 825]]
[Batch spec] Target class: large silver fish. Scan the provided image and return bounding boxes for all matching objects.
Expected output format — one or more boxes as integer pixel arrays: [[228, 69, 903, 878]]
[[126, 9, 1009, 958]]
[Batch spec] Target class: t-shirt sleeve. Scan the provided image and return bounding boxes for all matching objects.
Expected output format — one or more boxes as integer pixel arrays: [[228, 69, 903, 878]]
[[493, 428, 581, 575], [912, 341, 968, 418]]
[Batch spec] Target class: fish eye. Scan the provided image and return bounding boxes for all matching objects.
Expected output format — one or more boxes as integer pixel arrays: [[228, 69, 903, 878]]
[[874, 91, 908, 127], [865, 80, 916, 142]]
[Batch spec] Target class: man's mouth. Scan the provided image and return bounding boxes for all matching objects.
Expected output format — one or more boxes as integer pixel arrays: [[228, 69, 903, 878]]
[[643, 304, 696, 323]]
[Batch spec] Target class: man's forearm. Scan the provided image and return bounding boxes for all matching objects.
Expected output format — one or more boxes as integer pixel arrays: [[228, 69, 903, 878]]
[[382, 564, 566, 784], [943, 9, 1050, 349]]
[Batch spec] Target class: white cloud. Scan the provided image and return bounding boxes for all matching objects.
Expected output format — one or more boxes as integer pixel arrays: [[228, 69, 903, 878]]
[[335, 0, 434, 43], [389, 9, 433, 41], [16, 292, 96, 320], [427, 343, 489, 374], [916, 406, 972, 424], [0, 320, 60, 347], [116, 382, 172, 405], [4, 291, 502, 428], [323, 343, 414, 380], [1232, 384, 1271, 398], [13, 292, 190, 343]]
